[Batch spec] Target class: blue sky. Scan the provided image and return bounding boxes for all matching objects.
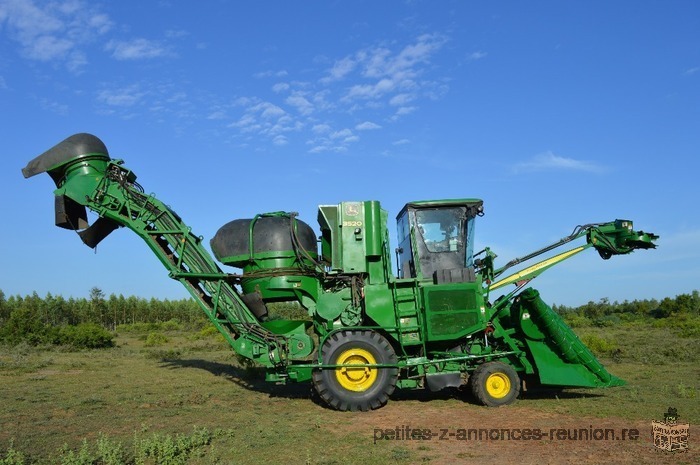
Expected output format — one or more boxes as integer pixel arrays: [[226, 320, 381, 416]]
[[1, 0, 698, 306]]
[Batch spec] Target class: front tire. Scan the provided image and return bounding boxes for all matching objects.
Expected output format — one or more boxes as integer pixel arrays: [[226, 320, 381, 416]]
[[470, 361, 521, 407], [312, 330, 398, 411]]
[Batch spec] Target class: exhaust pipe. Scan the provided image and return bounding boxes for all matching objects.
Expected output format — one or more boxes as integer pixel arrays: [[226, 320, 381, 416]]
[[23, 133, 120, 247]]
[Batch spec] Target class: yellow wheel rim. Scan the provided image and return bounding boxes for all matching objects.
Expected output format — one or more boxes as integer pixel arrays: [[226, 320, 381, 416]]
[[485, 372, 511, 399], [335, 348, 377, 392]]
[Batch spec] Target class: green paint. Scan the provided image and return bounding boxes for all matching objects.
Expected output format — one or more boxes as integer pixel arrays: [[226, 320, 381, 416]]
[[23, 133, 657, 410]]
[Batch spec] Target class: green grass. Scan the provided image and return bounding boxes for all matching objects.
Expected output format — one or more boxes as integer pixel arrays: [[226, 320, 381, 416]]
[[0, 323, 697, 463], [532, 323, 700, 422], [1, 331, 403, 464]]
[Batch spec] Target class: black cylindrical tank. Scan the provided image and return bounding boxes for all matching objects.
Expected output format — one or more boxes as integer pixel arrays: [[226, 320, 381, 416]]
[[211, 215, 320, 304], [211, 215, 317, 267]]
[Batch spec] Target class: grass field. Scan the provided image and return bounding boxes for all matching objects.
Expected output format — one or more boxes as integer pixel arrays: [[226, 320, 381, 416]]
[[1, 324, 697, 464]]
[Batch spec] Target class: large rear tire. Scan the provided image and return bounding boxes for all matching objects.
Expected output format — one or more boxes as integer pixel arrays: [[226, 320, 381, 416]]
[[470, 361, 521, 407], [312, 330, 398, 411]]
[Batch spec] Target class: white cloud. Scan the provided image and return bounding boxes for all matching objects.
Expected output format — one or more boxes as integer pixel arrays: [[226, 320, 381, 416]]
[[512, 152, 605, 174], [251, 102, 285, 118], [321, 56, 358, 83], [96, 84, 145, 107], [285, 92, 314, 115], [389, 93, 414, 106], [328, 34, 446, 113], [225, 34, 449, 150], [312, 123, 331, 134], [307, 143, 348, 154], [233, 96, 255, 107], [207, 110, 227, 120], [26, 34, 73, 60], [361, 34, 446, 81], [330, 128, 353, 140], [356, 121, 381, 131], [165, 29, 189, 39], [306, 125, 359, 153], [229, 113, 261, 133], [467, 51, 488, 61], [87, 13, 111, 34], [390, 106, 417, 120], [254, 70, 288, 79], [344, 78, 396, 101], [272, 82, 290, 93], [393, 139, 410, 146], [272, 135, 288, 146], [227, 97, 306, 144], [39, 97, 68, 115], [1, 0, 111, 71], [106, 38, 170, 60], [66, 50, 87, 72]]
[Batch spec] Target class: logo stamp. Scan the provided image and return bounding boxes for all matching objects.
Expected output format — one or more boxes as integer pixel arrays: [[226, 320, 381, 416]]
[[652, 407, 689, 453]]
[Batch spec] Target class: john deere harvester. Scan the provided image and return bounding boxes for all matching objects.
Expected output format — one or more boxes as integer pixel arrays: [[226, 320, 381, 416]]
[[23, 133, 658, 411]]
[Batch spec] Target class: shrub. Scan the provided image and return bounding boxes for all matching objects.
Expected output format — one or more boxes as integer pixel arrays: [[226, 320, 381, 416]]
[[55, 324, 114, 349], [160, 319, 182, 331], [674, 317, 700, 338], [144, 349, 182, 360], [562, 313, 592, 328], [0, 307, 51, 346], [134, 427, 212, 465], [593, 314, 621, 327], [580, 333, 618, 356], [144, 332, 168, 347], [0, 441, 25, 465], [0, 309, 113, 349]]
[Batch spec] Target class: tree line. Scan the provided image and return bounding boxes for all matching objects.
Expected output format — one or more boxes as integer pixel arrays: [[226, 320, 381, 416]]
[[0, 287, 697, 347], [552, 290, 700, 326], [0, 287, 202, 331], [0, 287, 203, 348]]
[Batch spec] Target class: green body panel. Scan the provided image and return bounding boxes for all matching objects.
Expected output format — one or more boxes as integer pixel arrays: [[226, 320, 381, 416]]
[[316, 288, 352, 322], [24, 134, 658, 399], [55, 155, 111, 201], [318, 201, 386, 274], [514, 288, 624, 387], [421, 282, 485, 341]]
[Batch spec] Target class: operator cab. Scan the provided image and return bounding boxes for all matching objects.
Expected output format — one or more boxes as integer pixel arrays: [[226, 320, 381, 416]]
[[396, 199, 483, 282]]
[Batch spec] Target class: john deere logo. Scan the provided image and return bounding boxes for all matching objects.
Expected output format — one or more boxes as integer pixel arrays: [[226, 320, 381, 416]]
[[652, 407, 689, 453], [344, 203, 360, 217]]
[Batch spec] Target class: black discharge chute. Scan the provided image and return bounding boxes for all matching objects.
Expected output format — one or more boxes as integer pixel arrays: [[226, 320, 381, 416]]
[[23, 133, 120, 248]]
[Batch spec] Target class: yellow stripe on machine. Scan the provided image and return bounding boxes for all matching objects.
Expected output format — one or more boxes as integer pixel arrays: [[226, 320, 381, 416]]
[[489, 246, 587, 291]]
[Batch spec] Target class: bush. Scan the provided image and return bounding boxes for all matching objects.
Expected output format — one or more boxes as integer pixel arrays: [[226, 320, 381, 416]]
[[0, 441, 25, 465], [55, 324, 114, 349], [593, 314, 621, 327], [0, 306, 51, 346], [580, 333, 618, 356], [160, 319, 182, 331], [0, 308, 113, 349], [144, 332, 169, 347], [134, 426, 212, 465], [562, 313, 592, 328]]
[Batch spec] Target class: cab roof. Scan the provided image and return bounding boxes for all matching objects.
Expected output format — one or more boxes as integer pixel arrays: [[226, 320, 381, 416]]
[[396, 198, 484, 220]]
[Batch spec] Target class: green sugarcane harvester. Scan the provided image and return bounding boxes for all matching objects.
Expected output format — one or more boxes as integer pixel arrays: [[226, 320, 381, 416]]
[[23, 134, 658, 411]]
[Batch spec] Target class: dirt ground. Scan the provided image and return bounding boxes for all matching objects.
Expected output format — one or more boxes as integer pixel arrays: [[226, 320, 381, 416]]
[[344, 396, 696, 465]]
